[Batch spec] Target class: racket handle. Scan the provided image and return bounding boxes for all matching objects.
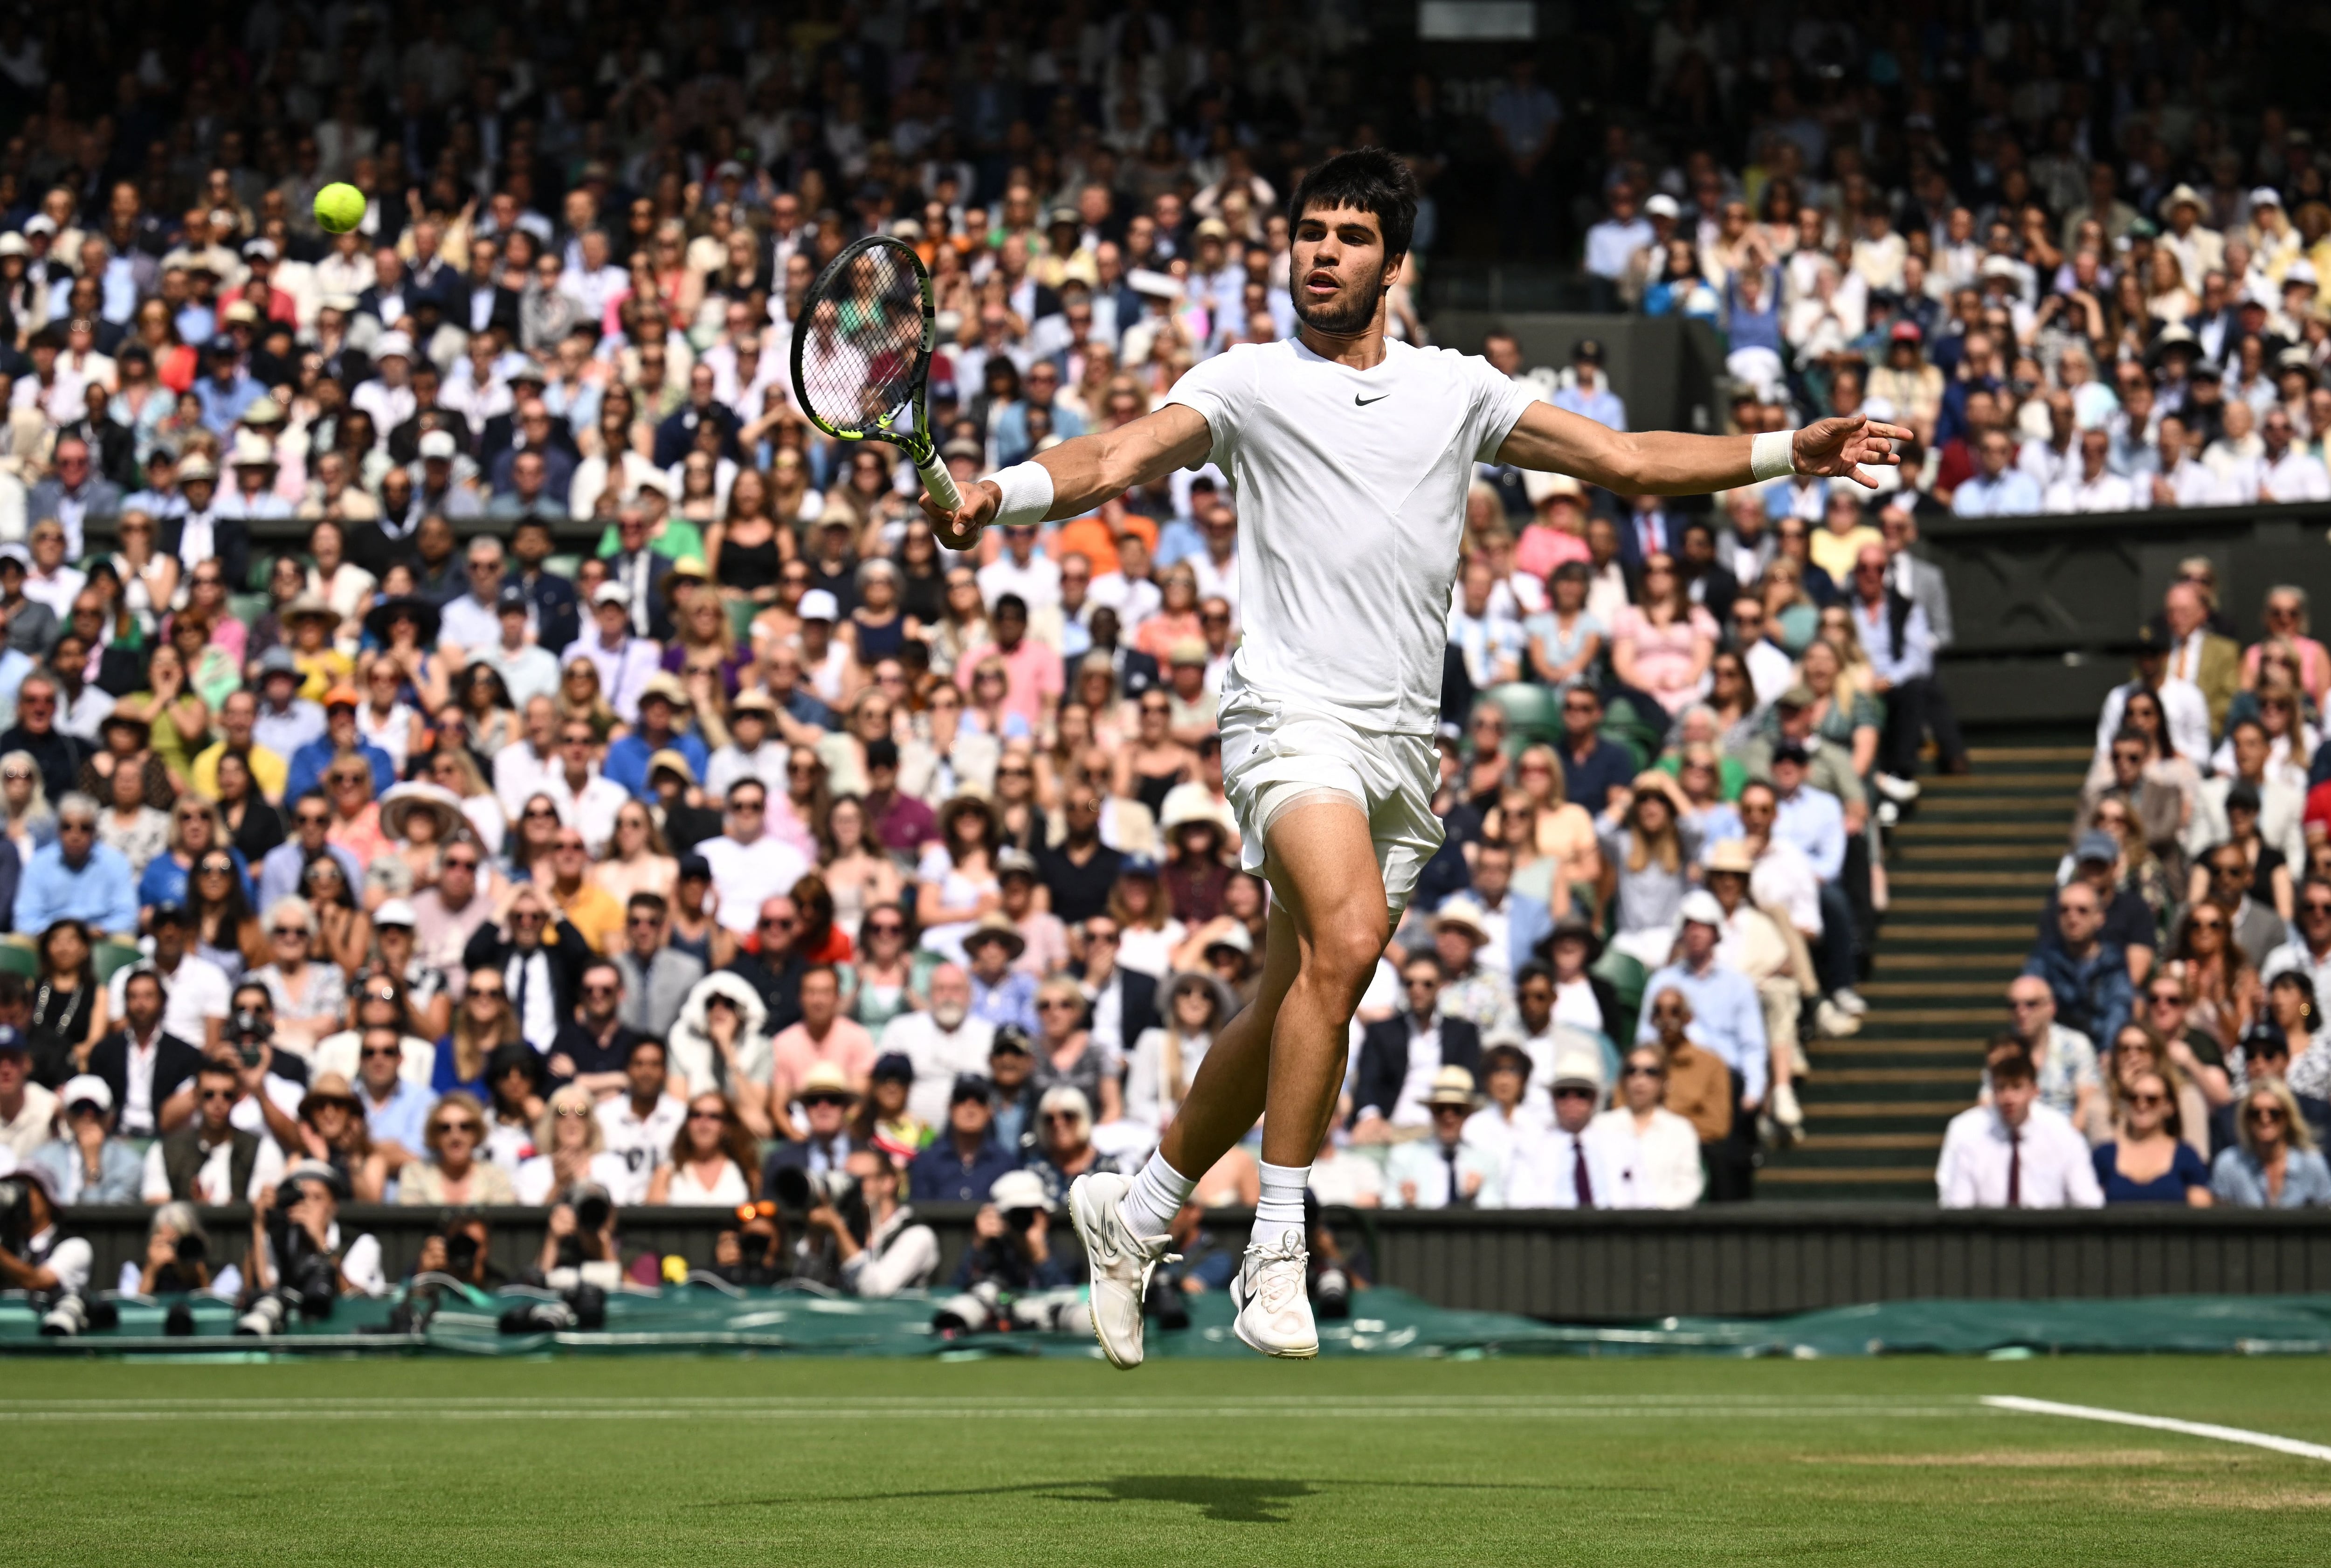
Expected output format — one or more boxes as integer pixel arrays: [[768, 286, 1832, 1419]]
[[916, 449, 963, 513]]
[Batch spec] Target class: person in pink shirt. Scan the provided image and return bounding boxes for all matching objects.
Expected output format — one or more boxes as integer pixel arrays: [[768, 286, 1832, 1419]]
[[766, 963, 876, 1129], [1515, 470, 1594, 580], [952, 594, 1063, 734]]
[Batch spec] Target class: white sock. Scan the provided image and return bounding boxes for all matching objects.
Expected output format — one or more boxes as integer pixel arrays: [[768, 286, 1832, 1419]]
[[1121, 1150, 1195, 1237], [1252, 1160, 1310, 1251]]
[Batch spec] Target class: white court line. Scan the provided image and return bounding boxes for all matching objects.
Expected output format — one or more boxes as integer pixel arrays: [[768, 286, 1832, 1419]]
[[1983, 1396, 2331, 1464], [0, 1401, 1988, 1424], [0, 1394, 1953, 1411]]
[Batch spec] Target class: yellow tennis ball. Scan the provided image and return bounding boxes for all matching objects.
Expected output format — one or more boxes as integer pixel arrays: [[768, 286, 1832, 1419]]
[[313, 182, 366, 235]]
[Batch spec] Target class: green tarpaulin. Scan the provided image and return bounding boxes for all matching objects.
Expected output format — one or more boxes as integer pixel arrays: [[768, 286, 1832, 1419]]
[[9, 1289, 2331, 1358]]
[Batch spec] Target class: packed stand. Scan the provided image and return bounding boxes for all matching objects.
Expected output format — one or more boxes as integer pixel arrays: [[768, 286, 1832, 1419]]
[[1932, 563, 2331, 1211]]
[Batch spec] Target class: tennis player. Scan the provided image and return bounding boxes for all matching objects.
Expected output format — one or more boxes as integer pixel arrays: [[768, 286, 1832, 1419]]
[[918, 148, 1907, 1366]]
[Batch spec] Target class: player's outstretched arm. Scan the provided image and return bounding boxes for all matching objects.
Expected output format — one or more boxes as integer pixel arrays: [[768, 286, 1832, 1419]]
[[1496, 402, 1913, 497], [917, 404, 1214, 547]]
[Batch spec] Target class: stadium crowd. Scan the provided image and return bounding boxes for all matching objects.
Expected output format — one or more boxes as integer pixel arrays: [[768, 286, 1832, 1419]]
[[0, 0, 2329, 1330]]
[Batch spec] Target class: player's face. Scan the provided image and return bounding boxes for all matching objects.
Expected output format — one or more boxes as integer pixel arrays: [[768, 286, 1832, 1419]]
[[1290, 202, 1393, 338]]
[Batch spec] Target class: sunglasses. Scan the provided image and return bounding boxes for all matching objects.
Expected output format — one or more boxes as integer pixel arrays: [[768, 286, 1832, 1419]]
[[469, 985, 505, 1000], [2246, 1105, 2287, 1123], [686, 1108, 726, 1122], [432, 1119, 481, 1135], [800, 1093, 852, 1108], [581, 982, 618, 996], [1552, 1086, 1595, 1100], [522, 806, 559, 820], [2126, 1093, 2166, 1109], [1622, 1065, 1666, 1078], [270, 926, 307, 939], [359, 1044, 400, 1060], [866, 921, 904, 936]]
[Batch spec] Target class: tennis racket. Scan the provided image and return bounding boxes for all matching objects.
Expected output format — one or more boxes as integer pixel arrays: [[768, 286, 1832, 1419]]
[[790, 235, 964, 528]]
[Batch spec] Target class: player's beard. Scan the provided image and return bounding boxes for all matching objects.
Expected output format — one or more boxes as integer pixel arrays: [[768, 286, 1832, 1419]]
[[1292, 259, 1390, 337]]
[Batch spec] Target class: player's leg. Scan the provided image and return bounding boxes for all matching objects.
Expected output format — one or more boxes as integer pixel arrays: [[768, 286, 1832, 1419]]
[[1071, 799, 1380, 1368], [1229, 798, 1391, 1359]]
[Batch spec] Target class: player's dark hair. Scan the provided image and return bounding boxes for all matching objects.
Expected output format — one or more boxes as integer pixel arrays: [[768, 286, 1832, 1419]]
[[1290, 148, 1418, 262]]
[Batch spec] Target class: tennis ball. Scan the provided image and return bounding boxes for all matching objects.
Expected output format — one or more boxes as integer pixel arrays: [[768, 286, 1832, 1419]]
[[313, 182, 366, 235]]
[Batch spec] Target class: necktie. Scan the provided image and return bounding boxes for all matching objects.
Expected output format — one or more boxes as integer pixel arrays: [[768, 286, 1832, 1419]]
[[512, 953, 531, 1038], [2005, 1126, 2021, 1209], [1572, 1137, 1594, 1208], [1443, 1142, 1471, 1208]]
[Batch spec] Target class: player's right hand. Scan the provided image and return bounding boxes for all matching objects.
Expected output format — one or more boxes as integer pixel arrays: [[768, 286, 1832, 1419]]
[[920, 479, 998, 551]]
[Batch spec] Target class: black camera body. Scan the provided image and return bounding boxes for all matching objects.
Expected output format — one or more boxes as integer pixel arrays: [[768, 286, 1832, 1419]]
[[0, 1175, 31, 1253]]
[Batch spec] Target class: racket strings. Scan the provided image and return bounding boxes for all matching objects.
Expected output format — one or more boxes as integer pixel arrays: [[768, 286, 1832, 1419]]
[[797, 244, 925, 436]]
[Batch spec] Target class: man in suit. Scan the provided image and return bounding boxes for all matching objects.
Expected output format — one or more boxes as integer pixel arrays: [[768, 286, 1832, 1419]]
[[454, 235, 521, 341], [26, 435, 122, 558], [1676, 519, 1740, 618], [1079, 606, 1159, 699], [1614, 492, 1679, 575], [761, 1062, 865, 1192], [1878, 500, 1954, 649], [1350, 953, 1483, 1141], [652, 363, 741, 468], [1845, 542, 1966, 782], [85, 968, 203, 1140], [155, 455, 252, 596], [2152, 578, 2241, 737], [1067, 912, 1154, 1069], [461, 883, 593, 1057]]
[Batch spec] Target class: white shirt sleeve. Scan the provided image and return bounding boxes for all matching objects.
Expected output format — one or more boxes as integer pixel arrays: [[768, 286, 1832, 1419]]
[[1160, 346, 1246, 468], [139, 1141, 171, 1203], [43, 1235, 92, 1294], [245, 1137, 287, 1199], [1466, 352, 1539, 463]]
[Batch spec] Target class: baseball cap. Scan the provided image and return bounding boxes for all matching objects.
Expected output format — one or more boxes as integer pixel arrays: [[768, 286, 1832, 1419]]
[[150, 899, 190, 928], [324, 685, 361, 711], [996, 845, 1038, 880], [1642, 193, 1681, 219], [797, 588, 839, 622], [0, 1026, 25, 1055], [496, 583, 530, 614], [1550, 1050, 1606, 1093], [1679, 890, 1727, 928], [870, 1051, 915, 1083], [60, 1073, 111, 1112], [1889, 320, 1924, 343], [1771, 740, 1812, 768], [257, 646, 300, 677], [592, 581, 630, 608], [2074, 829, 2120, 864], [418, 429, 459, 460], [949, 1072, 993, 1105], [373, 898, 417, 929], [988, 1167, 1056, 1213]]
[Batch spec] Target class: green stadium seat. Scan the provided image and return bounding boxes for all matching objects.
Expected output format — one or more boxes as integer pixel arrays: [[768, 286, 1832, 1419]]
[[1481, 682, 1561, 749], [0, 942, 33, 978], [93, 941, 144, 984], [726, 597, 759, 645], [1592, 947, 1648, 1043]]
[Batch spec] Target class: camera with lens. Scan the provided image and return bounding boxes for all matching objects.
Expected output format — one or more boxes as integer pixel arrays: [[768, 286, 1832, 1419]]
[[771, 1163, 856, 1212], [0, 1176, 30, 1253], [230, 1006, 272, 1067], [443, 1227, 481, 1280], [235, 1171, 344, 1336], [572, 1184, 612, 1234]]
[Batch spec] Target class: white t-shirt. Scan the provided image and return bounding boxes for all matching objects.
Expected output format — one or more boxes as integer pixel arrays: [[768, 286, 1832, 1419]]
[[1166, 338, 1536, 733], [593, 1092, 687, 1205], [109, 955, 233, 1053]]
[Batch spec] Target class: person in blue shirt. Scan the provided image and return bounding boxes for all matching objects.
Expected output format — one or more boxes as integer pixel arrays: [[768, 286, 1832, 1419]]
[[136, 802, 251, 914], [1768, 743, 1846, 882], [283, 691, 396, 806], [2021, 881, 2133, 1052], [1951, 428, 2045, 517], [1549, 338, 1629, 431], [1557, 686, 1636, 815], [1637, 891, 1769, 1114], [14, 792, 137, 937], [193, 339, 262, 435], [908, 1074, 1022, 1203], [2092, 1065, 2213, 1204], [602, 676, 708, 800]]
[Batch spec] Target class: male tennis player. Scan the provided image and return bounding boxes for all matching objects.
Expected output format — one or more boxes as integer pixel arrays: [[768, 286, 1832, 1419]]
[[919, 148, 1906, 1366]]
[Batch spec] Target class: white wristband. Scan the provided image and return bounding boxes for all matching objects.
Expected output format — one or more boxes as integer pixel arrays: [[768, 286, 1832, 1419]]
[[1750, 429, 1798, 482], [987, 461, 1055, 529]]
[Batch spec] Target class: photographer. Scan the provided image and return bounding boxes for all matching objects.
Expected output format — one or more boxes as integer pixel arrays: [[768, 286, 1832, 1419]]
[[131, 1202, 226, 1297], [533, 1181, 656, 1289], [414, 1210, 506, 1290], [0, 1163, 92, 1301], [238, 1159, 386, 1335], [141, 1058, 285, 1203], [784, 1147, 937, 1297], [953, 1168, 1080, 1293]]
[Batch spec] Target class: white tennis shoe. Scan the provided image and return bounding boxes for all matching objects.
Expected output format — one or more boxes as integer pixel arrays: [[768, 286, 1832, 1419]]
[[1230, 1233, 1318, 1359], [1069, 1173, 1172, 1370]]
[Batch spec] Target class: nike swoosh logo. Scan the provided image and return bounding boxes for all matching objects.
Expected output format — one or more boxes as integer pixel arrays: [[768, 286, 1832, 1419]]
[[1354, 393, 1390, 406]]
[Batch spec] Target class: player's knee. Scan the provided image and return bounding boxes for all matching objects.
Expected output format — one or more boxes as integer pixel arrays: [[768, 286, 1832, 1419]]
[[1308, 915, 1388, 993]]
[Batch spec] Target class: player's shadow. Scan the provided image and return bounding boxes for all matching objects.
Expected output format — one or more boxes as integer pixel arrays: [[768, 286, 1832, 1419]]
[[1052, 1475, 1315, 1523], [697, 1476, 1602, 1526]]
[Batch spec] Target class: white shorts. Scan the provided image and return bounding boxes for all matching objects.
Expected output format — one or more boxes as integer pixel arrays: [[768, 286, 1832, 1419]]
[[1218, 692, 1444, 915]]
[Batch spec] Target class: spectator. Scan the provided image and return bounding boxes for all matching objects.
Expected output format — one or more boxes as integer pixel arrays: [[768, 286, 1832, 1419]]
[[1938, 1042, 2104, 1209], [1587, 1043, 1705, 1209], [2021, 880, 2134, 1051], [1384, 1067, 1502, 1209], [593, 1037, 686, 1206], [1503, 1049, 1615, 1208], [646, 1091, 757, 1206], [2211, 1077, 2331, 1208], [1998, 975, 2107, 1140], [396, 1090, 519, 1206], [908, 1072, 1019, 1203], [2092, 1067, 2214, 1206], [27, 1073, 142, 1203]]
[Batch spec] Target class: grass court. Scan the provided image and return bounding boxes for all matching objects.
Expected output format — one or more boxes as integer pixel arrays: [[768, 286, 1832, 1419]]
[[8, 1354, 2330, 1564]]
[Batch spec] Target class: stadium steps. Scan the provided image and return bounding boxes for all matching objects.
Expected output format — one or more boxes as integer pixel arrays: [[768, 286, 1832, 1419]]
[[1758, 741, 2086, 1201]]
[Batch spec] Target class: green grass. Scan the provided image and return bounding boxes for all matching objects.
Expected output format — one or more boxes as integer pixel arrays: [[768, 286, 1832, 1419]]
[[9, 1356, 2330, 1564]]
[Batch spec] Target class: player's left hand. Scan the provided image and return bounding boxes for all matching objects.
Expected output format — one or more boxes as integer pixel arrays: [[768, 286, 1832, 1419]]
[[1793, 414, 1915, 490]]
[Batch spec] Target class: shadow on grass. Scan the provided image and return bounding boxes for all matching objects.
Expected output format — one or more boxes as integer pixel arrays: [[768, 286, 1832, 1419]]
[[699, 1476, 1638, 1524]]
